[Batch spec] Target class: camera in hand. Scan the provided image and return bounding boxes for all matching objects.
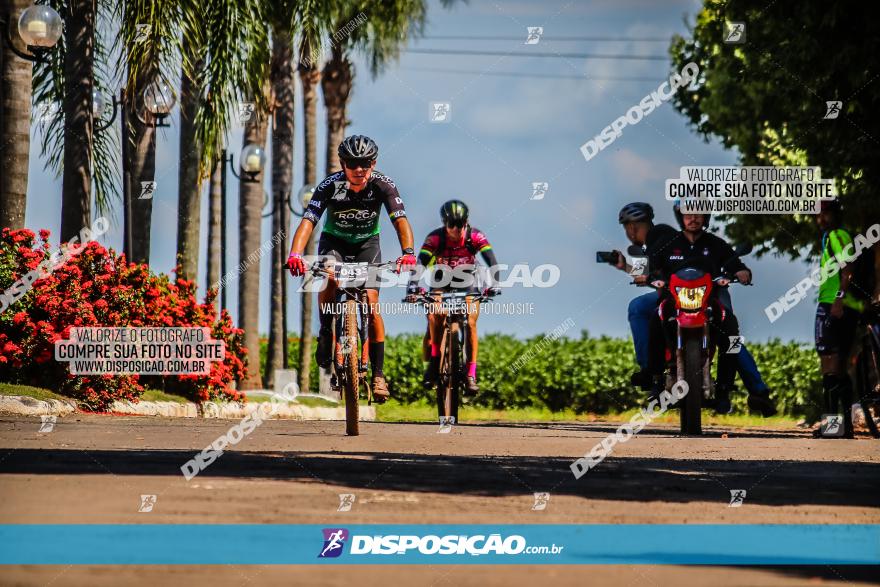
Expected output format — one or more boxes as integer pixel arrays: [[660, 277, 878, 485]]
[[596, 251, 620, 265]]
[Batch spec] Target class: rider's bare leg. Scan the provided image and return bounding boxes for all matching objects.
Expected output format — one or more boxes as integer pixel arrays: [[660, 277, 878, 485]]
[[422, 297, 444, 387], [466, 298, 480, 369], [465, 297, 480, 393]]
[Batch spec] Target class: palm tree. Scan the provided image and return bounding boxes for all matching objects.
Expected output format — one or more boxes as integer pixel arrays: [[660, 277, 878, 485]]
[[237, 91, 269, 390], [0, 0, 37, 230], [265, 26, 295, 389], [59, 0, 96, 242], [31, 0, 118, 241], [206, 158, 222, 296], [297, 34, 320, 394], [321, 1, 434, 176], [174, 43, 202, 281]]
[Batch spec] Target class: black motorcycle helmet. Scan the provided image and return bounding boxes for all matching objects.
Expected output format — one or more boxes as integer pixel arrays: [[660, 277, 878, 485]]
[[338, 134, 379, 162], [618, 202, 654, 224], [440, 199, 469, 227], [673, 199, 710, 230]]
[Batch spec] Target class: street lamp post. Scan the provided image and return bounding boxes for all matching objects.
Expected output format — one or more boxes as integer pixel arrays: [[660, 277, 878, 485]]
[[219, 144, 265, 310], [1, 4, 62, 62], [94, 82, 175, 260]]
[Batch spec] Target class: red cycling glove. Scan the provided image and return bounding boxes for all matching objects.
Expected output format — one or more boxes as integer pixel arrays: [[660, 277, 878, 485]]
[[286, 253, 305, 277]]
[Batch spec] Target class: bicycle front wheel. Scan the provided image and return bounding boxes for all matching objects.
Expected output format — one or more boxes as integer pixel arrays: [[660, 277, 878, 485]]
[[343, 299, 360, 436], [437, 321, 461, 422]]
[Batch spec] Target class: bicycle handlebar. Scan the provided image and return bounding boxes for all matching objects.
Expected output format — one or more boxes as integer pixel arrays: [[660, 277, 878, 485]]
[[307, 260, 397, 277]]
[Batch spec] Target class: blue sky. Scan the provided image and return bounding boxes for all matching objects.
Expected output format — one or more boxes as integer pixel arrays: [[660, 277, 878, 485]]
[[23, 0, 823, 344]]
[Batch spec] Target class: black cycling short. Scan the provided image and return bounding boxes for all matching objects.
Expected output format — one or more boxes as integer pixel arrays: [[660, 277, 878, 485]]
[[318, 233, 382, 291], [318, 233, 381, 263], [815, 302, 859, 357]]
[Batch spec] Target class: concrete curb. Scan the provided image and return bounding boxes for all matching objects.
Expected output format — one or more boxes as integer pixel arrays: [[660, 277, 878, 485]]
[[0, 395, 77, 416], [0, 395, 376, 421]]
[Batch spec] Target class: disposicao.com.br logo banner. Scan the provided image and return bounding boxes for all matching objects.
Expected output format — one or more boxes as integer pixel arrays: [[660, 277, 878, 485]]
[[317, 527, 562, 559], [2, 525, 878, 565]]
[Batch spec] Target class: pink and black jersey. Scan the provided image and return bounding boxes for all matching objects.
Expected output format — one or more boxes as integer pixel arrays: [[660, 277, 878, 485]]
[[419, 226, 492, 268]]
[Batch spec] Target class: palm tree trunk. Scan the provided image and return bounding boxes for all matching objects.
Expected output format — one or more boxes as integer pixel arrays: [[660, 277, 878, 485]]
[[124, 72, 157, 265], [297, 40, 320, 394], [206, 158, 222, 302], [176, 50, 203, 281], [238, 100, 268, 390], [321, 45, 353, 176], [0, 0, 34, 230], [60, 0, 96, 243], [265, 31, 295, 389]]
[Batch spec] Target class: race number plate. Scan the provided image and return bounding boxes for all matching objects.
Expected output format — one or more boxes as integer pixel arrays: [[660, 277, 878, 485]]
[[336, 262, 368, 285], [439, 295, 468, 314]]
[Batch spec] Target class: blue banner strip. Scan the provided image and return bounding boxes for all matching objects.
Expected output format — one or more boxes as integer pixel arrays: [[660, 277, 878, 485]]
[[1, 525, 878, 565]]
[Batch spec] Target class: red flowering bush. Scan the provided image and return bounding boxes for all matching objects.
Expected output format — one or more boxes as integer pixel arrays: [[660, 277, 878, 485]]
[[0, 227, 247, 410]]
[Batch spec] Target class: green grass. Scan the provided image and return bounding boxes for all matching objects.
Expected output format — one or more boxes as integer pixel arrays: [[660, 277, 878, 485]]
[[0, 383, 68, 402], [140, 389, 190, 404], [237, 394, 339, 408], [376, 399, 801, 428]]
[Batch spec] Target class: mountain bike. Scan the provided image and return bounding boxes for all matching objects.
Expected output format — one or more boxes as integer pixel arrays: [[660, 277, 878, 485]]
[[406, 290, 493, 424], [308, 260, 394, 436], [854, 301, 880, 438]]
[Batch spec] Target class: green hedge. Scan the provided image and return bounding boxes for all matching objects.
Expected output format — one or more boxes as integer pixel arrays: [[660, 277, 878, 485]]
[[264, 332, 822, 418]]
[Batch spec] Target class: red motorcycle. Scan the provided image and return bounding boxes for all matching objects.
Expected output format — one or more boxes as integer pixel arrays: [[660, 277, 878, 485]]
[[634, 244, 751, 435]]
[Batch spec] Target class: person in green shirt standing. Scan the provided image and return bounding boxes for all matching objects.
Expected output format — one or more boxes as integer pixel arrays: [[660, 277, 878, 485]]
[[815, 199, 863, 438]]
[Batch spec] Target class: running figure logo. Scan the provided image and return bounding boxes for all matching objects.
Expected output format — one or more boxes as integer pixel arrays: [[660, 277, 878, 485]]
[[728, 489, 747, 507], [628, 256, 648, 277], [438, 416, 455, 433], [525, 27, 543, 45], [332, 181, 349, 200], [532, 492, 550, 511], [318, 528, 349, 558], [824, 101, 842, 119], [139, 181, 156, 200], [237, 102, 255, 124], [723, 22, 745, 44], [337, 493, 356, 512], [820, 413, 844, 437], [38, 415, 56, 433], [138, 494, 157, 513], [531, 182, 549, 200], [430, 102, 451, 123], [727, 336, 744, 354]]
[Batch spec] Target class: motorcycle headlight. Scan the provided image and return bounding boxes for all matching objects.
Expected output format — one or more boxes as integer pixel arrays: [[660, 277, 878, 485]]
[[675, 285, 707, 310]]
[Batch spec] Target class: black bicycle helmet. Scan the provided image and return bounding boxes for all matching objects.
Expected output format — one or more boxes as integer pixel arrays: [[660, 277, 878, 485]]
[[673, 199, 710, 230], [338, 134, 379, 161], [618, 202, 654, 224], [440, 200, 469, 225]]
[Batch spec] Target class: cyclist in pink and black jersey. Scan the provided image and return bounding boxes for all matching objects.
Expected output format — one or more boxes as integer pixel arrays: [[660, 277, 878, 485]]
[[405, 200, 500, 394]]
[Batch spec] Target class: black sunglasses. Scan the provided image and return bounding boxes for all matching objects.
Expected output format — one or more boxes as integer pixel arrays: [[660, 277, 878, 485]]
[[445, 219, 466, 229], [342, 158, 374, 170]]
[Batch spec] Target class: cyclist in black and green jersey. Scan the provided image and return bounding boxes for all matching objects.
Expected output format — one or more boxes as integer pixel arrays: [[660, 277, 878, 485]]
[[287, 135, 416, 401], [815, 199, 863, 438]]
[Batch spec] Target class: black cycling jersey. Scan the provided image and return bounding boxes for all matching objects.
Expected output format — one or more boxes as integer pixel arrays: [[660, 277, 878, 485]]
[[653, 230, 749, 281], [303, 170, 407, 243]]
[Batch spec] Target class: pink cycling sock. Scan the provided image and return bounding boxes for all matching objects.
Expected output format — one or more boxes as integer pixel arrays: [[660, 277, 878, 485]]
[[431, 343, 439, 357], [468, 362, 477, 378]]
